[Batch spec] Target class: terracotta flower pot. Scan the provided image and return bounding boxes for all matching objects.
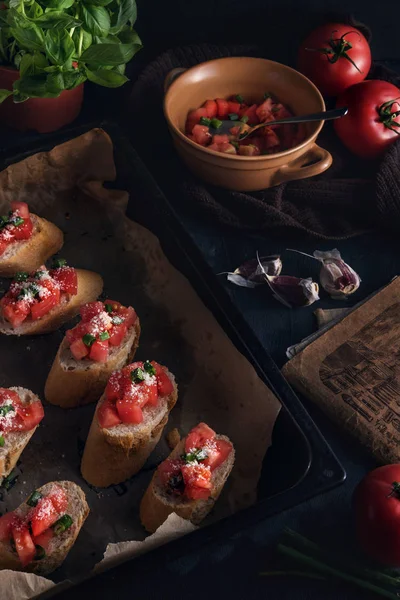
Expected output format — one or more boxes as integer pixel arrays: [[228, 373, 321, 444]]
[[0, 66, 84, 133]]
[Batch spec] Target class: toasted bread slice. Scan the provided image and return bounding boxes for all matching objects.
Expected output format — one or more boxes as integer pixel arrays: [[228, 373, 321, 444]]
[[0, 215, 64, 278], [140, 433, 235, 533], [0, 480, 89, 576], [0, 269, 103, 336], [81, 366, 178, 488], [0, 387, 43, 484], [44, 318, 141, 408]]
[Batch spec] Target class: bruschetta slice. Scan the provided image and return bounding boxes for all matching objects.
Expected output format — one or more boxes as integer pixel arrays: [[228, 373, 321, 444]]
[[45, 300, 141, 408], [0, 260, 103, 336], [81, 361, 178, 487], [140, 423, 235, 532], [0, 201, 63, 278], [0, 481, 89, 575], [0, 387, 44, 484]]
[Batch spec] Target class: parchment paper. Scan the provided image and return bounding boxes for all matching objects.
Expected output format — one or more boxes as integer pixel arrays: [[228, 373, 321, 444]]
[[0, 130, 281, 596]]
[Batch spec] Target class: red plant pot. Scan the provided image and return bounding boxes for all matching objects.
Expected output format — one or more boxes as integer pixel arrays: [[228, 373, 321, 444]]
[[0, 66, 84, 133]]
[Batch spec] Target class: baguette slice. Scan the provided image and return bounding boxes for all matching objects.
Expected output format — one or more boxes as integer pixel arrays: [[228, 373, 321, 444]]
[[0, 480, 89, 576], [0, 387, 43, 484], [81, 366, 178, 488], [44, 318, 141, 408], [0, 269, 103, 336], [140, 432, 235, 533], [0, 215, 64, 278]]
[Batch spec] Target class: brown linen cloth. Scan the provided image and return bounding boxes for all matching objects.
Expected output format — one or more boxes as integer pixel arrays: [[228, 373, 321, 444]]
[[128, 43, 400, 239]]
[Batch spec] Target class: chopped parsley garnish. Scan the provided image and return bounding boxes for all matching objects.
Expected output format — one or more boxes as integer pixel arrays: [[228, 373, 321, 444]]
[[0, 435, 4, 447], [105, 303, 114, 313], [52, 258, 67, 268], [210, 118, 223, 129], [2, 469, 18, 491], [199, 116, 211, 126], [143, 360, 156, 376], [53, 514, 73, 535], [111, 316, 123, 325], [263, 92, 271, 100], [183, 448, 208, 463], [15, 272, 28, 282], [271, 106, 280, 113], [228, 113, 239, 121], [27, 490, 43, 507], [12, 217, 24, 227], [34, 270, 46, 280], [240, 115, 249, 124], [82, 334, 96, 347], [131, 367, 145, 383], [0, 404, 14, 417], [17, 283, 40, 300], [99, 331, 110, 341], [34, 545, 46, 560], [235, 94, 244, 103]]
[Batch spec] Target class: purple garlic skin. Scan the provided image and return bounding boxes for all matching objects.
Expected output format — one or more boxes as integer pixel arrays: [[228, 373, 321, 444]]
[[226, 255, 282, 288], [267, 275, 320, 308], [314, 249, 361, 299]]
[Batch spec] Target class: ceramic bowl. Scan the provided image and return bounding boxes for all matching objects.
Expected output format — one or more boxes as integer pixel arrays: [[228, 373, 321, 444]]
[[163, 57, 332, 192]]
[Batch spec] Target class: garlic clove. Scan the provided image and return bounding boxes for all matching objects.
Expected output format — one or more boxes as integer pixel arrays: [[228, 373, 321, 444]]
[[314, 249, 361, 299], [266, 275, 320, 308], [223, 255, 282, 287]]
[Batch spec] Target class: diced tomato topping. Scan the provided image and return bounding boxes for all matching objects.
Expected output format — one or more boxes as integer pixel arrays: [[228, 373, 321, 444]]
[[33, 528, 54, 551], [30, 288, 59, 321], [151, 362, 174, 397], [70, 338, 89, 360], [0, 389, 43, 434], [215, 98, 229, 119], [12, 218, 33, 241], [48, 486, 68, 513], [30, 497, 59, 538], [109, 323, 127, 347], [0, 512, 17, 542], [66, 321, 89, 344], [255, 97, 274, 122], [105, 371, 123, 401], [264, 128, 280, 150], [0, 236, 8, 256], [10, 202, 29, 219], [192, 124, 212, 147], [89, 340, 109, 363], [157, 458, 184, 487], [12, 524, 36, 567], [185, 108, 208, 134], [50, 267, 78, 295], [98, 399, 122, 429], [2, 299, 30, 328], [227, 101, 241, 115], [119, 306, 136, 329], [116, 398, 143, 424], [213, 134, 230, 145], [272, 103, 292, 121], [203, 439, 233, 470], [80, 301, 104, 321], [238, 144, 260, 156], [240, 104, 259, 125], [202, 99, 217, 118], [181, 464, 212, 500], [15, 401, 44, 431], [185, 423, 216, 453]]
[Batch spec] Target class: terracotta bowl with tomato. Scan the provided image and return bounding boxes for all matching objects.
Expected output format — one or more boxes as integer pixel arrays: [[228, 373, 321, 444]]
[[164, 57, 333, 192]]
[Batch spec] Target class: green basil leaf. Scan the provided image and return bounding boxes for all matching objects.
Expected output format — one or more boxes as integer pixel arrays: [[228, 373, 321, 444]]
[[44, 29, 75, 65], [0, 89, 13, 103], [20, 51, 48, 76], [8, 0, 22, 8], [81, 42, 138, 66], [13, 90, 29, 103], [72, 28, 92, 54], [33, 12, 81, 29], [13, 74, 59, 97], [43, 0, 75, 8], [46, 70, 64, 93], [114, 63, 125, 74], [63, 69, 86, 89], [85, 66, 127, 87], [81, 4, 110, 37], [7, 10, 44, 51], [117, 26, 141, 45], [110, 0, 136, 34], [94, 33, 120, 44], [84, 0, 113, 5], [26, 1, 44, 19]]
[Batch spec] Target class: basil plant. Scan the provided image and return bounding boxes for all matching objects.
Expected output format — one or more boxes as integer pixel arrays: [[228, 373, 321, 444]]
[[0, 0, 142, 103]]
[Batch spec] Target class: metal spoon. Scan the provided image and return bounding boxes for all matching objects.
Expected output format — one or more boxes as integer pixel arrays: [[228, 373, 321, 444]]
[[209, 106, 348, 140]]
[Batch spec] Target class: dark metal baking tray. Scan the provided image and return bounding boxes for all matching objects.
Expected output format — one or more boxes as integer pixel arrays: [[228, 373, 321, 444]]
[[0, 121, 345, 598]]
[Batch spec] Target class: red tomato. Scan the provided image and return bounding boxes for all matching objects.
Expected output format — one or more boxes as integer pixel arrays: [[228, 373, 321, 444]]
[[51, 267, 77, 295], [185, 423, 216, 453], [12, 524, 36, 566], [298, 23, 371, 97], [216, 98, 229, 119], [181, 464, 212, 500], [89, 340, 109, 363], [109, 323, 127, 346], [10, 202, 29, 218], [185, 108, 208, 134], [334, 80, 400, 159], [48, 486, 67, 513], [70, 338, 89, 360], [116, 398, 143, 424], [66, 321, 89, 344], [192, 124, 211, 146], [227, 101, 241, 115], [256, 97, 274, 122], [80, 301, 104, 321], [98, 399, 121, 428], [213, 134, 230, 145], [157, 458, 184, 487], [33, 528, 54, 551], [3, 299, 30, 327], [0, 512, 17, 542], [15, 401, 44, 431], [30, 497, 60, 537], [0, 236, 9, 256], [203, 439, 233, 470], [31, 290, 59, 321], [12, 218, 33, 241], [240, 104, 259, 125], [119, 306, 136, 329], [263, 128, 280, 150], [105, 371, 123, 401], [202, 99, 217, 118], [353, 465, 400, 566], [151, 362, 174, 397]]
